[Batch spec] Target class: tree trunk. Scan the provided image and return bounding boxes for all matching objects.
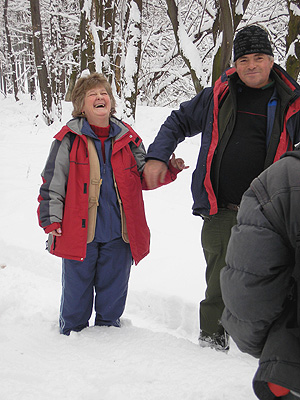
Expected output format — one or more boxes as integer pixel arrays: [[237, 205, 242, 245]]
[[65, 0, 95, 101], [212, 0, 233, 84], [286, 0, 300, 81], [28, 34, 36, 100], [94, 0, 117, 79], [3, 0, 19, 101], [121, 0, 142, 121], [49, 0, 66, 120], [212, 0, 250, 84], [30, 0, 53, 125], [79, 0, 95, 72], [165, 0, 202, 93], [0, 61, 7, 97], [65, 32, 80, 102]]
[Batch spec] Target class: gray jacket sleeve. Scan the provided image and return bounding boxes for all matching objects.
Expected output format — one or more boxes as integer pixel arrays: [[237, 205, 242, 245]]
[[220, 187, 293, 358], [38, 134, 71, 230], [129, 140, 146, 173]]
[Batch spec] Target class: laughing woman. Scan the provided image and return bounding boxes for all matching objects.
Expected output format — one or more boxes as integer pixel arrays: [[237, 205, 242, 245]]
[[38, 73, 186, 335]]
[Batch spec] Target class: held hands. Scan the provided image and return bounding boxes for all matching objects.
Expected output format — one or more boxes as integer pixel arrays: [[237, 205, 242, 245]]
[[50, 227, 62, 236], [170, 153, 189, 171], [143, 153, 188, 189]]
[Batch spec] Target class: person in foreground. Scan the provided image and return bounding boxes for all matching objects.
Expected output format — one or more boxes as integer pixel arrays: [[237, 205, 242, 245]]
[[143, 25, 300, 351], [221, 146, 300, 399], [38, 73, 186, 335]]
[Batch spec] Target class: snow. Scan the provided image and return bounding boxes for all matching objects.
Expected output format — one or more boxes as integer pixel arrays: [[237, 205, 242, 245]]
[[0, 94, 258, 399], [178, 14, 203, 78], [90, 22, 104, 73], [235, 0, 244, 16], [290, 2, 300, 16]]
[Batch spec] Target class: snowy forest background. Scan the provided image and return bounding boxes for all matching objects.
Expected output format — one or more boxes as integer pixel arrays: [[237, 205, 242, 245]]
[[1, 1, 300, 398], [1, 0, 300, 126]]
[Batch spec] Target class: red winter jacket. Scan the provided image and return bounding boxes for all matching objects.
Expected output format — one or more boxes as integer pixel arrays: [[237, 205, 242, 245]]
[[38, 117, 178, 264]]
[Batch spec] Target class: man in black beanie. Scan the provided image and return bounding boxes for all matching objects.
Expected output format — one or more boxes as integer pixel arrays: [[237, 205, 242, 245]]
[[143, 25, 300, 352]]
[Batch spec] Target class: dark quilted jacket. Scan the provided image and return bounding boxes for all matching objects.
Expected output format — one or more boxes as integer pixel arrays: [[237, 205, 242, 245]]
[[221, 147, 300, 399]]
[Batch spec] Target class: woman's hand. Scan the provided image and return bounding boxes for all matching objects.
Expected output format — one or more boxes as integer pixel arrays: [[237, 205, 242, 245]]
[[50, 228, 62, 236]]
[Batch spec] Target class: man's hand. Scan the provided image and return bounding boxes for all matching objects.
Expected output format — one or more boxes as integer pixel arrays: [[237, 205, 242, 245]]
[[170, 153, 189, 171], [143, 159, 168, 189]]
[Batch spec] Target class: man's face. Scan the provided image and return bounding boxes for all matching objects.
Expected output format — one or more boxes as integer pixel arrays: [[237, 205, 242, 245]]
[[235, 53, 274, 89]]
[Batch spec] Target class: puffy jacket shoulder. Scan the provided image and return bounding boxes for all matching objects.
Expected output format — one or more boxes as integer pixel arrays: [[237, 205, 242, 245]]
[[221, 149, 300, 357]]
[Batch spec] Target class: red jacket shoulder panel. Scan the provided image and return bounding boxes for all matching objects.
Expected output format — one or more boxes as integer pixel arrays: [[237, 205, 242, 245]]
[[54, 125, 71, 141]]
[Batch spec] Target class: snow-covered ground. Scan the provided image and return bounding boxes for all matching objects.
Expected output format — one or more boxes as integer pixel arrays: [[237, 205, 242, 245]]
[[0, 95, 258, 399]]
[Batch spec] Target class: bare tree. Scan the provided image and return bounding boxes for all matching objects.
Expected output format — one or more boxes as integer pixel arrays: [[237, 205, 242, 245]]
[[66, 0, 143, 121], [79, 0, 95, 72], [119, 0, 143, 121], [64, 35, 80, 102], [49, 0, 67, 120], [26, 30, 36, 100], [30, 0, 53, 124], [3, 0, 19, 101], [165, 0, 203, 93], [65, 0, 116, 101], [65, 0, 93, 101], [211, 0, 250, 84], [286, 0, 300, 80], [94, 0, 118, 80]]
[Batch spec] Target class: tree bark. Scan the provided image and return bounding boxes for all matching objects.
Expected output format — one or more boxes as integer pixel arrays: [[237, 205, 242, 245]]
[[212, 0, 250, 84], [28, 34, 36, 100], [165, 0, 202, 93], [286, 0, 300, 81], [30, 0, 53, 124], [79, 0, 95, 72], [49, 0, 66, 120], [94, 0, 116, 79], [3, 0, 19, 101], [121, 0, 142, 121]]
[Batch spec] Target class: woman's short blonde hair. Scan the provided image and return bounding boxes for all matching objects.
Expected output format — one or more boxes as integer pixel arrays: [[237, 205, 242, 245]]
[[71, 72, 116, 118]]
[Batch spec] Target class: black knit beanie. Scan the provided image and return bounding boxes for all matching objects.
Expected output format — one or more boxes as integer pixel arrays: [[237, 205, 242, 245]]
[[233, 25, 273, 62]]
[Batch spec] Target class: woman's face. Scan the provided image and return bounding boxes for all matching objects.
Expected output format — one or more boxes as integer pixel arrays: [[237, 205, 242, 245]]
[[82, 85, 112, 127]]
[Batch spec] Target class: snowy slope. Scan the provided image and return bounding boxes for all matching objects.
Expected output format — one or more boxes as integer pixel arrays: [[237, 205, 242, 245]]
[[0, 95, 258, 400]]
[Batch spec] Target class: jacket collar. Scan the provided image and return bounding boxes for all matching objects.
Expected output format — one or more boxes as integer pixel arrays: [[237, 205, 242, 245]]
[[65, 116, 129, 140], [216, 63, 300, 97]]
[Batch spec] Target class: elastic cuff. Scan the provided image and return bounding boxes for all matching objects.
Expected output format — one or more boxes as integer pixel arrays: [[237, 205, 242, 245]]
[[44, 222, 61, 234]]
